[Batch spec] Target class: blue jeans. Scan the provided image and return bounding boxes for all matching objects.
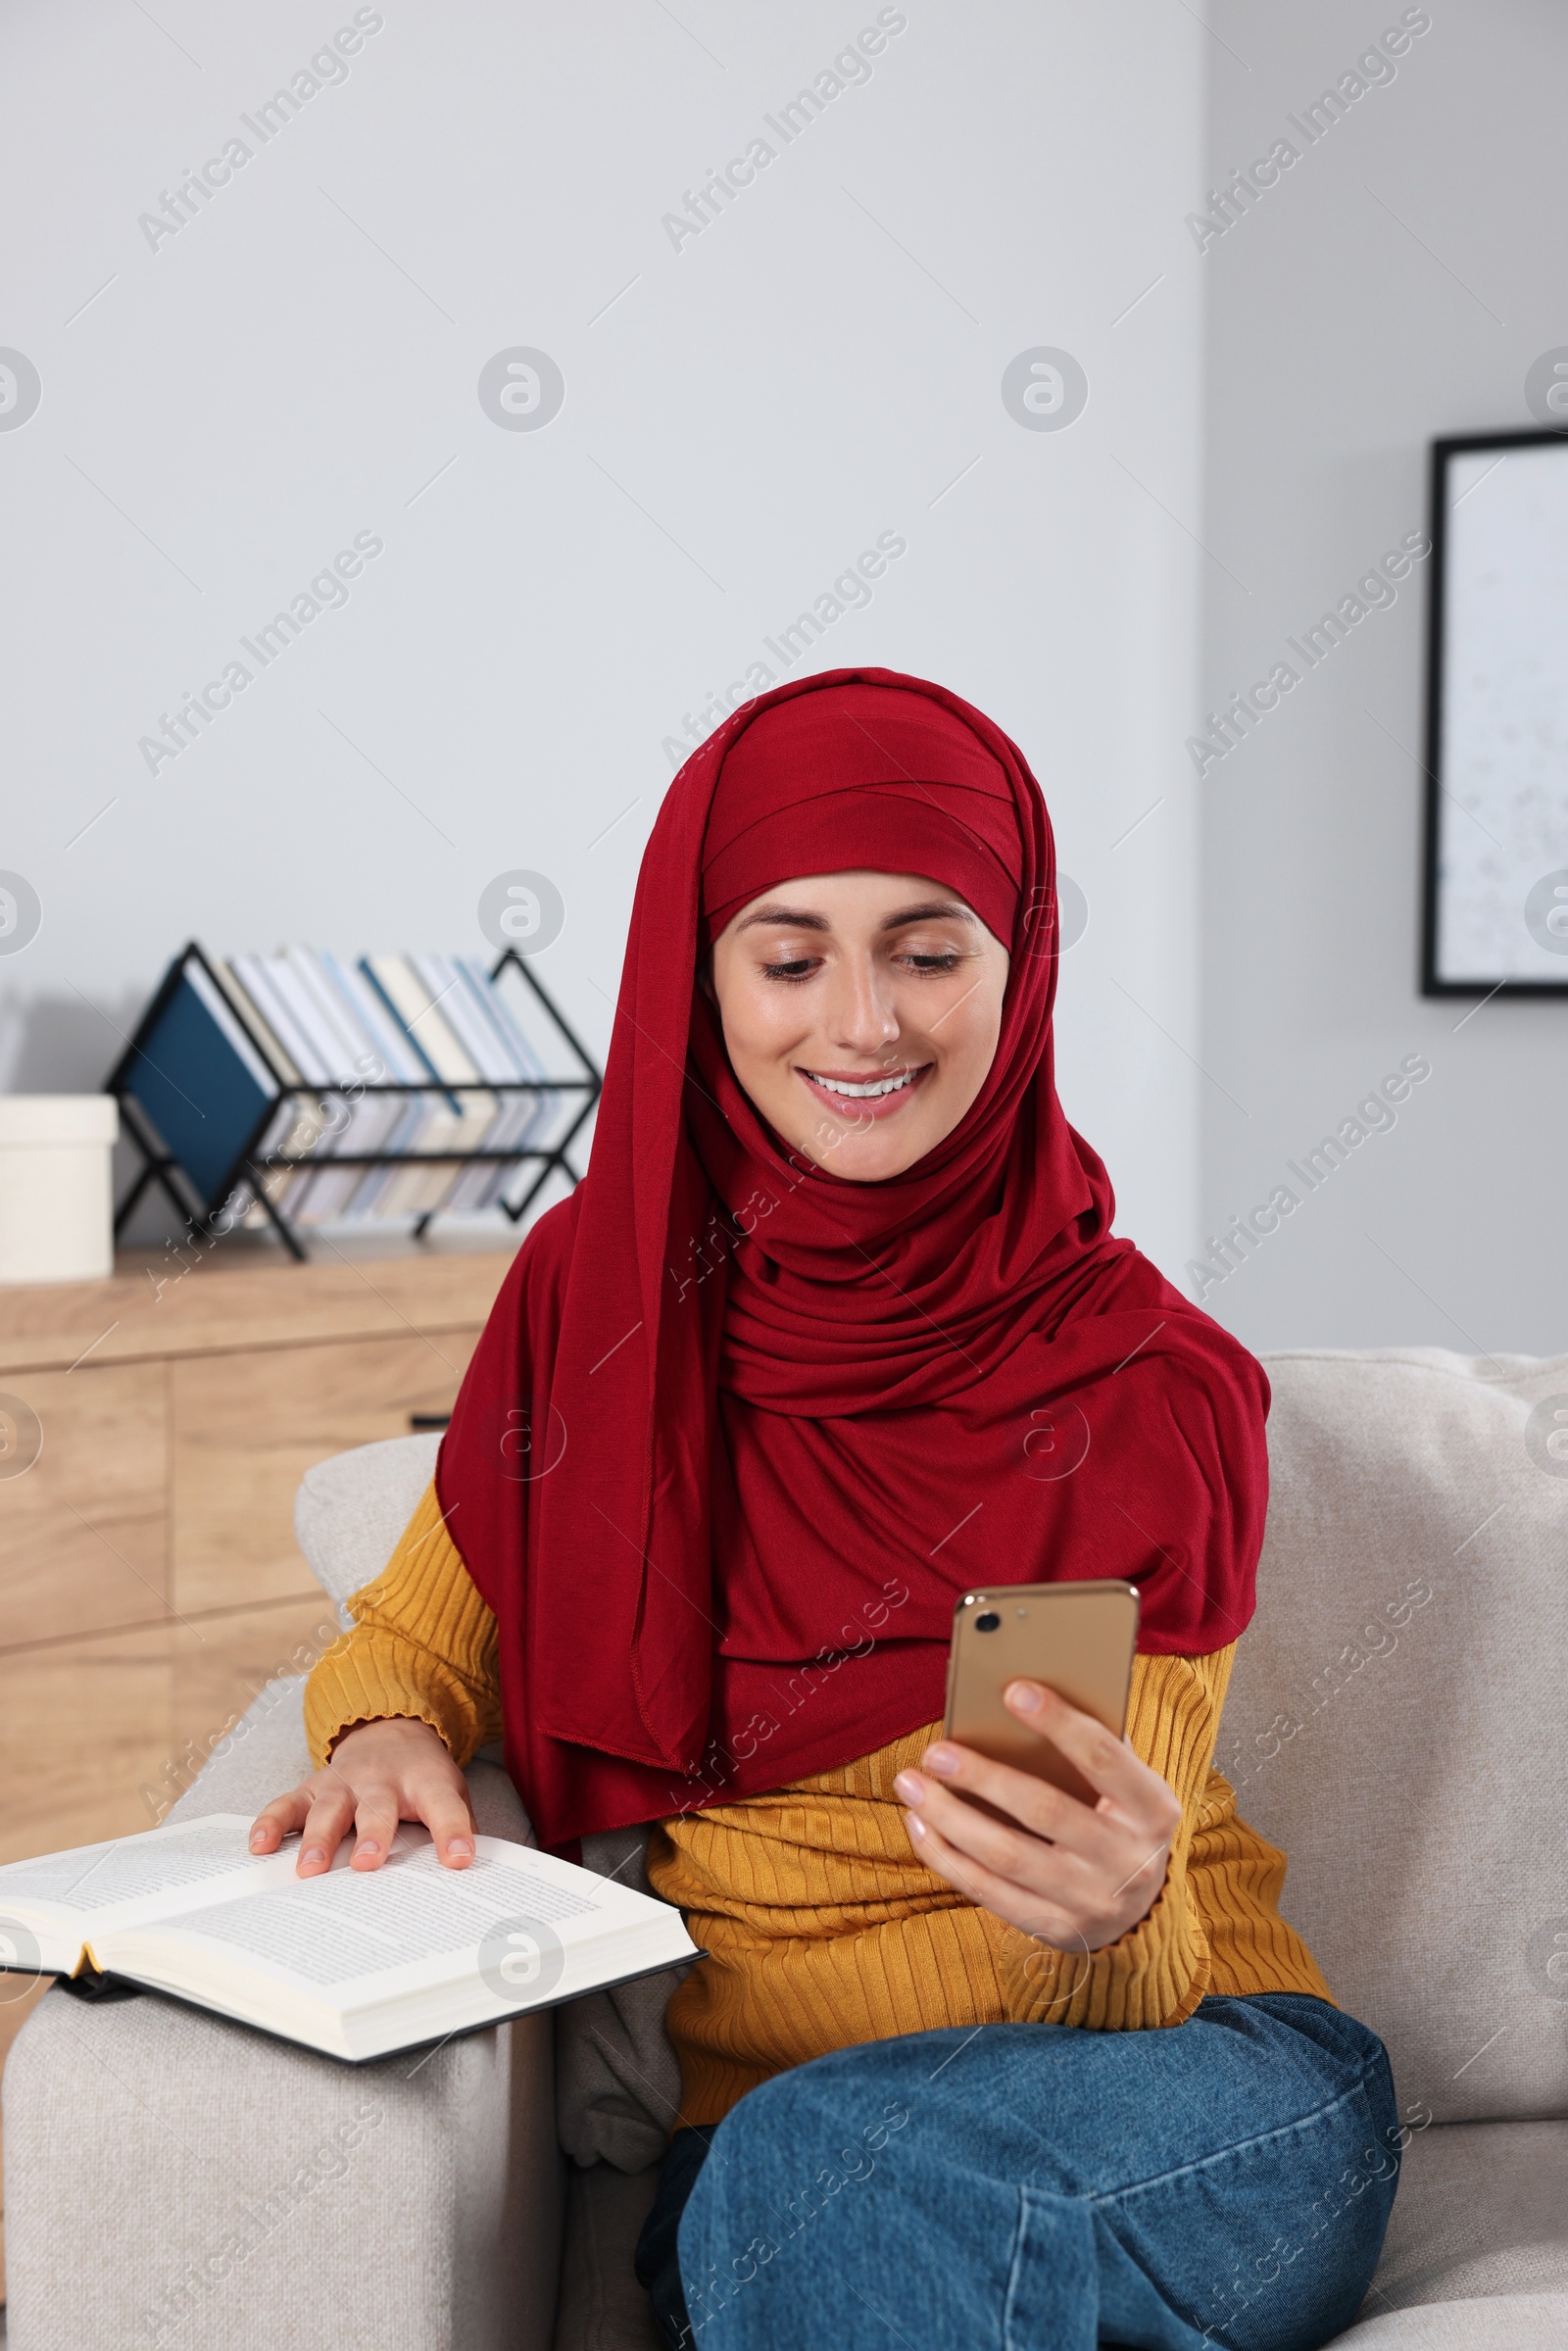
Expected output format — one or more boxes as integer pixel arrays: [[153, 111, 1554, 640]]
[[635, 1994, 1399, 2350]]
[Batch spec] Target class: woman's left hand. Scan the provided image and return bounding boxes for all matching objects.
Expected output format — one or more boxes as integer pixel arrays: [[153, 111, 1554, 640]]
[[893, 1679, 1183, 1952]]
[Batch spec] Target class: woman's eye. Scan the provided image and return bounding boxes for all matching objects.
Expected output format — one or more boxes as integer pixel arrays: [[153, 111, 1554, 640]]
[[903, 952, 962, 973], [760, 957, 816, 982]]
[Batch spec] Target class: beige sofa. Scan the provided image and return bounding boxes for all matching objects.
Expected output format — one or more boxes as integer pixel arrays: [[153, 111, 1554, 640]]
[[5, 1347, 1567, 2349]]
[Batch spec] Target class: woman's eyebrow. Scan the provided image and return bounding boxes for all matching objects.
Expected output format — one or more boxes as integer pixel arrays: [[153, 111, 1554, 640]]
[[734, 898, 977, 935], [735, 904, 831, 933], [879, 901, 976, 930]]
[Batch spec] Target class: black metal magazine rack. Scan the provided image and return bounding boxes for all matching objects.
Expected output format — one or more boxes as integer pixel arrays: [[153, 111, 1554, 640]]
[[108, 942, 602, 1262]]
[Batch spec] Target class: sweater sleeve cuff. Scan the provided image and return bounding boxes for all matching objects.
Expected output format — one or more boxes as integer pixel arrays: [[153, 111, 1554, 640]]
[[998, 1842, 1212, 2031], [303, 1629, 493, 1771], [299, 1479, 502, 1771]]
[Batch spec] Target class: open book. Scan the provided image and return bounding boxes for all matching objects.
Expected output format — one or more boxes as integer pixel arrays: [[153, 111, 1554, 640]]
[[0, 1814, 697, 2063]]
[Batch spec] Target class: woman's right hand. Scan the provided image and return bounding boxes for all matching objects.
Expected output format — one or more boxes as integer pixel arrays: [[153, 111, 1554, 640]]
[[248, 1716, 477, 1877]]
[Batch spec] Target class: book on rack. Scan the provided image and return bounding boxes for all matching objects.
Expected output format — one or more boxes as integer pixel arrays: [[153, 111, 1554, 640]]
[[282, 947, 415, 1217], [361, 955, 500, 1214], [205, 960, 325, 1215], [312, 951, 454, 1220], [227, 952, 356, 1223], [0, 1813, 696, 2065], [408, 953, 545, 1212], [119, 957, 299, 1215]]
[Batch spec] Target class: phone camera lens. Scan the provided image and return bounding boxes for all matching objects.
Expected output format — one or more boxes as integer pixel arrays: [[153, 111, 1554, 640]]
[[974, 1610, 1001, 1633]]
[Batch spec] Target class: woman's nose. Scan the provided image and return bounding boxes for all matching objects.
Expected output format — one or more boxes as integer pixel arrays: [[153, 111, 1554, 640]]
[[823, 955, 899, 1053]]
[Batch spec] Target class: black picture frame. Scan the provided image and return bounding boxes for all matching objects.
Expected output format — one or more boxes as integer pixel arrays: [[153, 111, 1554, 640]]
[[1421, 424, 1568, 999]]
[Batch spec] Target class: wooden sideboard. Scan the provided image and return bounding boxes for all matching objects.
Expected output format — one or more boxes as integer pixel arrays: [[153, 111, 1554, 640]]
[[0, 1234, 515, 2288]]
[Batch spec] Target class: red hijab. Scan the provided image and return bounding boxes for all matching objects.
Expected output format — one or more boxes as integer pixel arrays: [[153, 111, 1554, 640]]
[[439, 668, 1268, 1848]]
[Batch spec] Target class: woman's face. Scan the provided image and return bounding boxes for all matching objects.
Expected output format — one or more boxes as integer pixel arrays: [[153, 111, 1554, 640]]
[[708, 869, 1010, 1182]]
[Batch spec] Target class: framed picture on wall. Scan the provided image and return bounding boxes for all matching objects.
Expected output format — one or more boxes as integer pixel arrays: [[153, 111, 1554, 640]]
[[1422, 426, 1568, 997]]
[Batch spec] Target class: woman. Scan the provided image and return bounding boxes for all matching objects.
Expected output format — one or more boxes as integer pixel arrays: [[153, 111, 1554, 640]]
[[253, 669, 1400, 2349]]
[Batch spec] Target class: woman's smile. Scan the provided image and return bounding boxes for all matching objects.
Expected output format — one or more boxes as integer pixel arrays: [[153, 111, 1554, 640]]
[[797, 1060, 933, 1118]]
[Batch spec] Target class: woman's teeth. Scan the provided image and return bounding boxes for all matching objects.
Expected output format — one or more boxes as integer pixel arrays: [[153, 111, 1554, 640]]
[[807, 1069, 921, 1099]]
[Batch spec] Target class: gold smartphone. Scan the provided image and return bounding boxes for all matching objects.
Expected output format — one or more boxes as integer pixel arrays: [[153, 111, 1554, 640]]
[[943, 1580, 1140, 1809]]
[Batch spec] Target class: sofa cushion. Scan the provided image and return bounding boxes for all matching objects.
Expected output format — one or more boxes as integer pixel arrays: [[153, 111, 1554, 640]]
[[1224, 1348, 1568, 2127], [1333, 2297, 1568, 2348], [1360, 2117, 1568, 2315]]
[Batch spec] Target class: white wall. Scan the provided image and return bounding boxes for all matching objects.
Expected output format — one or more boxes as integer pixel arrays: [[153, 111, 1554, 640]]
[[0, 0, 1210, 1274], [1196, 0, 1568, 1353]]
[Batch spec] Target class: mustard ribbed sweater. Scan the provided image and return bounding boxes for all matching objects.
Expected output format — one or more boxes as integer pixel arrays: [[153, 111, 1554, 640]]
[[305, 1484, 1333, 2126]]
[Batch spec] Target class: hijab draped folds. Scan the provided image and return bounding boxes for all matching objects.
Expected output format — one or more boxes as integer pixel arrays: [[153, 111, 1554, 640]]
[[438, 667, 1269, 1849]]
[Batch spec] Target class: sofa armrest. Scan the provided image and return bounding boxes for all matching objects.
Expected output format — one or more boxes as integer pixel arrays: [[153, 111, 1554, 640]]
[[4, 1984, 562, 2351], [2, 1676, 561, 2351], [294, 1433, 443, 1615]]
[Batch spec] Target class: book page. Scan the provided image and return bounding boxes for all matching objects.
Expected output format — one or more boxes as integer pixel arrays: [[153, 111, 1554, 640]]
[[0, 1818, 272, 1925], [150, 1840, 609, 1991]]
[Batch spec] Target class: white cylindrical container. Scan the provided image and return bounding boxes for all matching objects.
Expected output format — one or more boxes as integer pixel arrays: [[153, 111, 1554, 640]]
[[0, 1096, 120, 1285]]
